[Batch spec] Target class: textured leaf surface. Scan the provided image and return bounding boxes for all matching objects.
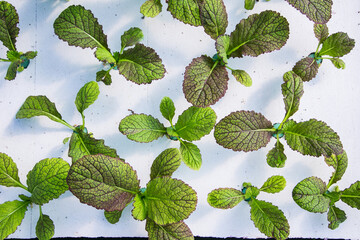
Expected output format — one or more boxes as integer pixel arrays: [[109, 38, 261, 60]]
[[207, 188, 244, 209], [141, 0, 163, 18], [75, 81, 100, 114], [0, 1, 18, 51], [319, 32, 355, 57], [145, 177, 197, 225], [5, 60, 19, 80], [232, 69, 252, 87], [260, 175, 286, 194], [150, 148, 182, 180], [314, 24, 329, 43], [341, 181, 360, 210], [160, 97, 176, 123], [330, 58, 345, 69], [292, 176, 330, 213], [167, 0, 201, 26], [175, 106, 216, 141], [121, 27, 144, 50], [117, 43, 165, 84], [228, 10, 289, 57], [283, 119, 343, 157], [0, 152, 21, 187], [96, 70, 112, 85], [95, 47, 115, 64], [325, 151, 347, 185], [286, 0, 333, 24], [180, 141, 202, 170], [199, 0, 228, 39], [244, 0, 256, 10], [67, 154, 140, 212], [282, 71, 304, 119], [214, 111, 273, 152], [266, 141, 287, 168], [215, 35, 230, 64], [250, 199, 290, 240], [36, 214, 54, 240], [104, 210, 122, 224], [54, 5, 108, 50], [327, 206, 346, 230], [183, 55, 228, 107], [292, 57, 319, 82], [27, 158, 70, 205], [132, 194, 147, 221], [0, 200, 29, 240], [146, 219, 194, 240], [119, 114, 166, 143]]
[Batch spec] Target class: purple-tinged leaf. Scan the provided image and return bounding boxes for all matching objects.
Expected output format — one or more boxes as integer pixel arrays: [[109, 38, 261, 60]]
[[314, 24, 329, 43], [286, 0, 333, 24], [266, 141, 287, 168], [282, 71, 304, 119], [292, 57, 319, 82], [199, 0, 228, 39], [0, 1, 19, 51], [167, 0, 201, 26], [146, 219, 194, 240]]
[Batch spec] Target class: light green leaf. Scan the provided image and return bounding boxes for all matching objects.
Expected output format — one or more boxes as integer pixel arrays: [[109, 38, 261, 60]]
[[327, 206, 346, 230], [95, 47, 115, 64], [167, 0, 201, 26], [75, 81, 100, 115], [341, 181, 360, 210], [330, 58, 346, 69], [67, 154, 140, 212], [145, 177, 197, 225], [27, 158, 70, 205], [199, 0, 228, 39], [117, 43, 166, 84], [104, 210, 123, 224], [228, 10, 289, 57], [5, 60, 20, 81], [54, 5, 109, 50], [0, 200, 30, 240], [0, 1, 19, 51], [215, 35, 230, 64], [283, 119, 343, 157], [214, 110, 273, 152], [314, 24, 329, 43], [207, 188, 244, 209], [286, 0, 332, 24], [325, 151, 347, 185], [232, 69, 252, 87], [150, 148, 182, 180], [282, 71, 304, 119], [24, 51, 37, 60], [121, 27, 144, 50], [319, 32, 355, 57], [292, 176, 330, 213], [160, 96, 175, 123], [244, 0, 256, 10], [36, 214, 54, 240], [249, 199, 290, 240], [6, 50, 20, 61], [141, 0, 163, 18], [244, 186, 260, 201], [0, 152, 22, 188], [175, 106, 216, 141], [146, 219, 194, 240], [292, 56, 319, 82], [119, 114, 166, 143], [260, 175, 286, 194], [180, 141, 202, 170], [266, 141, 287, 168], [132, 194, 147, 221], [96, 70, 112, 85]]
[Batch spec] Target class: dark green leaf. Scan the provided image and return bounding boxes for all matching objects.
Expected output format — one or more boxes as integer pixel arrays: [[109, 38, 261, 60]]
[[24, 51, 37, 60], [314, 24, 329, 43], [0, 152, 22, 188], [207, 188, 244, 209], [327, 206, 346, 230], [0, 1, 19, 51], [231, 69, 252, 87], [75, 81, 100, 114], [183, 55, 229, 107], [141, 0, 163, 18], [266, 141, 287, 168], [319, 32, 355, 57], [96, 70, 112, 85], [132, 194, 147, 221], [330, 58, 346, 69], [67, 154, 140, 212], [167, 0, 201, 26], [36, 214, 54, 240], [150, 148, 182, 180], [160, 97, 175, 123], [5, 60, 19, 80], [199, 0, 228, 39], [214, 110, 273, 152], [260, 175, 286, 194], [244, 0, 256, 10], [146, 219, 194, 240], [179, 141, 202, 170], [104, 210, 122, 224], [292, 56, 319, 82], [325, 151, 347, 185], [121, 27, 144, 50], [341, 181, 360, 210], [215, 35, 230, 64], [286, 0, 332, 24], [282, 71, 304, 119]]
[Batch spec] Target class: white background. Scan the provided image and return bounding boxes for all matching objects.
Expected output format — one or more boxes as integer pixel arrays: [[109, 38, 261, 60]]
[[0, 0, 360, 238]]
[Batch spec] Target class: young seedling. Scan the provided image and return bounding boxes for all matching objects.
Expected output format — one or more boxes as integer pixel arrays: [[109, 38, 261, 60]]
[[0, 152, 69, 240], [15, 81, 118, 163], [293, 24, 355, 81], [243, 0, 270, 10], [119, 96, 216, 170], [208, 175, 289, 240], [214, 71, 343, 168], [293, 151, 360, 230], [66, 149, 197, 240], [0, 1, 37, 80], [54, 5, 165, 85]]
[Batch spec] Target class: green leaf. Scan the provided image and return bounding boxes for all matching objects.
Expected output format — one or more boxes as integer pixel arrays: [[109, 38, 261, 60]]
[[7, 50, 20, 61], [119, 114, 166, 143], [183, 55, 229, 107], [207, 188, 244, 209], [0, 152, 22, 188], [292, 176, 330, 213], [141, 0, 163, 18], [314, 24, 329, 43], [5, 60, 20, 80], [104, 210, 122, 224], [244, 0, 256, 10], [327, 206, 346, 230], [27, 158, 70, 205], [179, 141, 202, 170], [260, 175, 286, 194], [67, 154, 140, 212], [215, 35, 230, 64], [244, 186, 260, 200], [199, 0, 228, 39], [175, 106, 216, 141], [214, 110, 273, 152], [96, 70, 112, 85], [266, 141, 287, 168], [286, 0, 332, 24], [319, 32, 355, 57], [325, 151, 348, 185], [324, 191, 341, 206], [150, 148, 182, 180], [292, 57, 320, 82], [0, 200, 30, 240], [24, 51, 37, 60], [167, 0, 201, 26], [330, 58, 346, 69], [160, 97, 175, 123], [95, 47, 116, 64], [0, 1, 19, 51], [117, 43, 166, 84], [68, 129, 119, 163], [132, 194, 147, 221], [121, 27, 144, 50], [146, 219, 194, 240], [54, 5, 109, 50], [282, 71, 304, 119], [283, 119, 343, 157], [145, 177, 197, 225], [75, 81, 100, 115], [232, 69, 252, 87], [228, 10, 289, 58], [341, 181, 360, 210], [36, 214, 54, 240], [249, 199, 290, 240]]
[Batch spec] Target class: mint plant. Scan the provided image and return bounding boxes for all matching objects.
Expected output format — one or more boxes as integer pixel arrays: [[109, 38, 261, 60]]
[[53, 5, 165, 85], [15, 81, 118, 163], [293, 151, 360, 230], [0, 1, 37, 80], [119, 96, 216, 170], [66, 149, 197, 240], [208, 175, 289, 240], [293, 24, 355, 82], [0, 152, 69, 240], [214, 71, 343, 168]]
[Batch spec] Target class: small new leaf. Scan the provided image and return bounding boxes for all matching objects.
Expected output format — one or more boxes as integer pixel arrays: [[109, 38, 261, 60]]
[[146, 219, 194, 240], [215, 35, 230, 64], [314, 24, 329, 43], [104, 210, 122, 224], [260, 175, 286, 194], [132, 194, 147, 221], [96, 70, 112, 85], [0, 1, 19, 51], [318, 32, 355, 57], [292, 57, 319, 82], [36, 214, 55, 240], [282, 71, 304, 119], [167, 0, 201, 26], [327, 206, 346, 230], [180, 141, 202, 170], [150, 148, 182, 180], [5, 60, 20, 80], [232, 69, 252, 87], [286, 0, 332, 24], [95, 47, 115, 64], [341, 181, 360, 210], [0, 152, 21, 188], [330, 58, 346, 69], [75, 81, 100, 115], [199, 0, 228, 39], [244, 0, 256, 10], [121, 27, 144, 50], [141, 0, 163, 18], [266, 141, 287, 168], [325, 151, 348, 185], [160, 97, 175, 122], [207, 188, 244, 209]]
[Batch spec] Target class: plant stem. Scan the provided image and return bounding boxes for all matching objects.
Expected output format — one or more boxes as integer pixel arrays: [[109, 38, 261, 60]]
[[0, 58, 11, 62]]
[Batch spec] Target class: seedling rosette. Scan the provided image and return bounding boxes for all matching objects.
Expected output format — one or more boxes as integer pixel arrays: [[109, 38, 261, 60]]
[[208, 175, 289, 240]]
